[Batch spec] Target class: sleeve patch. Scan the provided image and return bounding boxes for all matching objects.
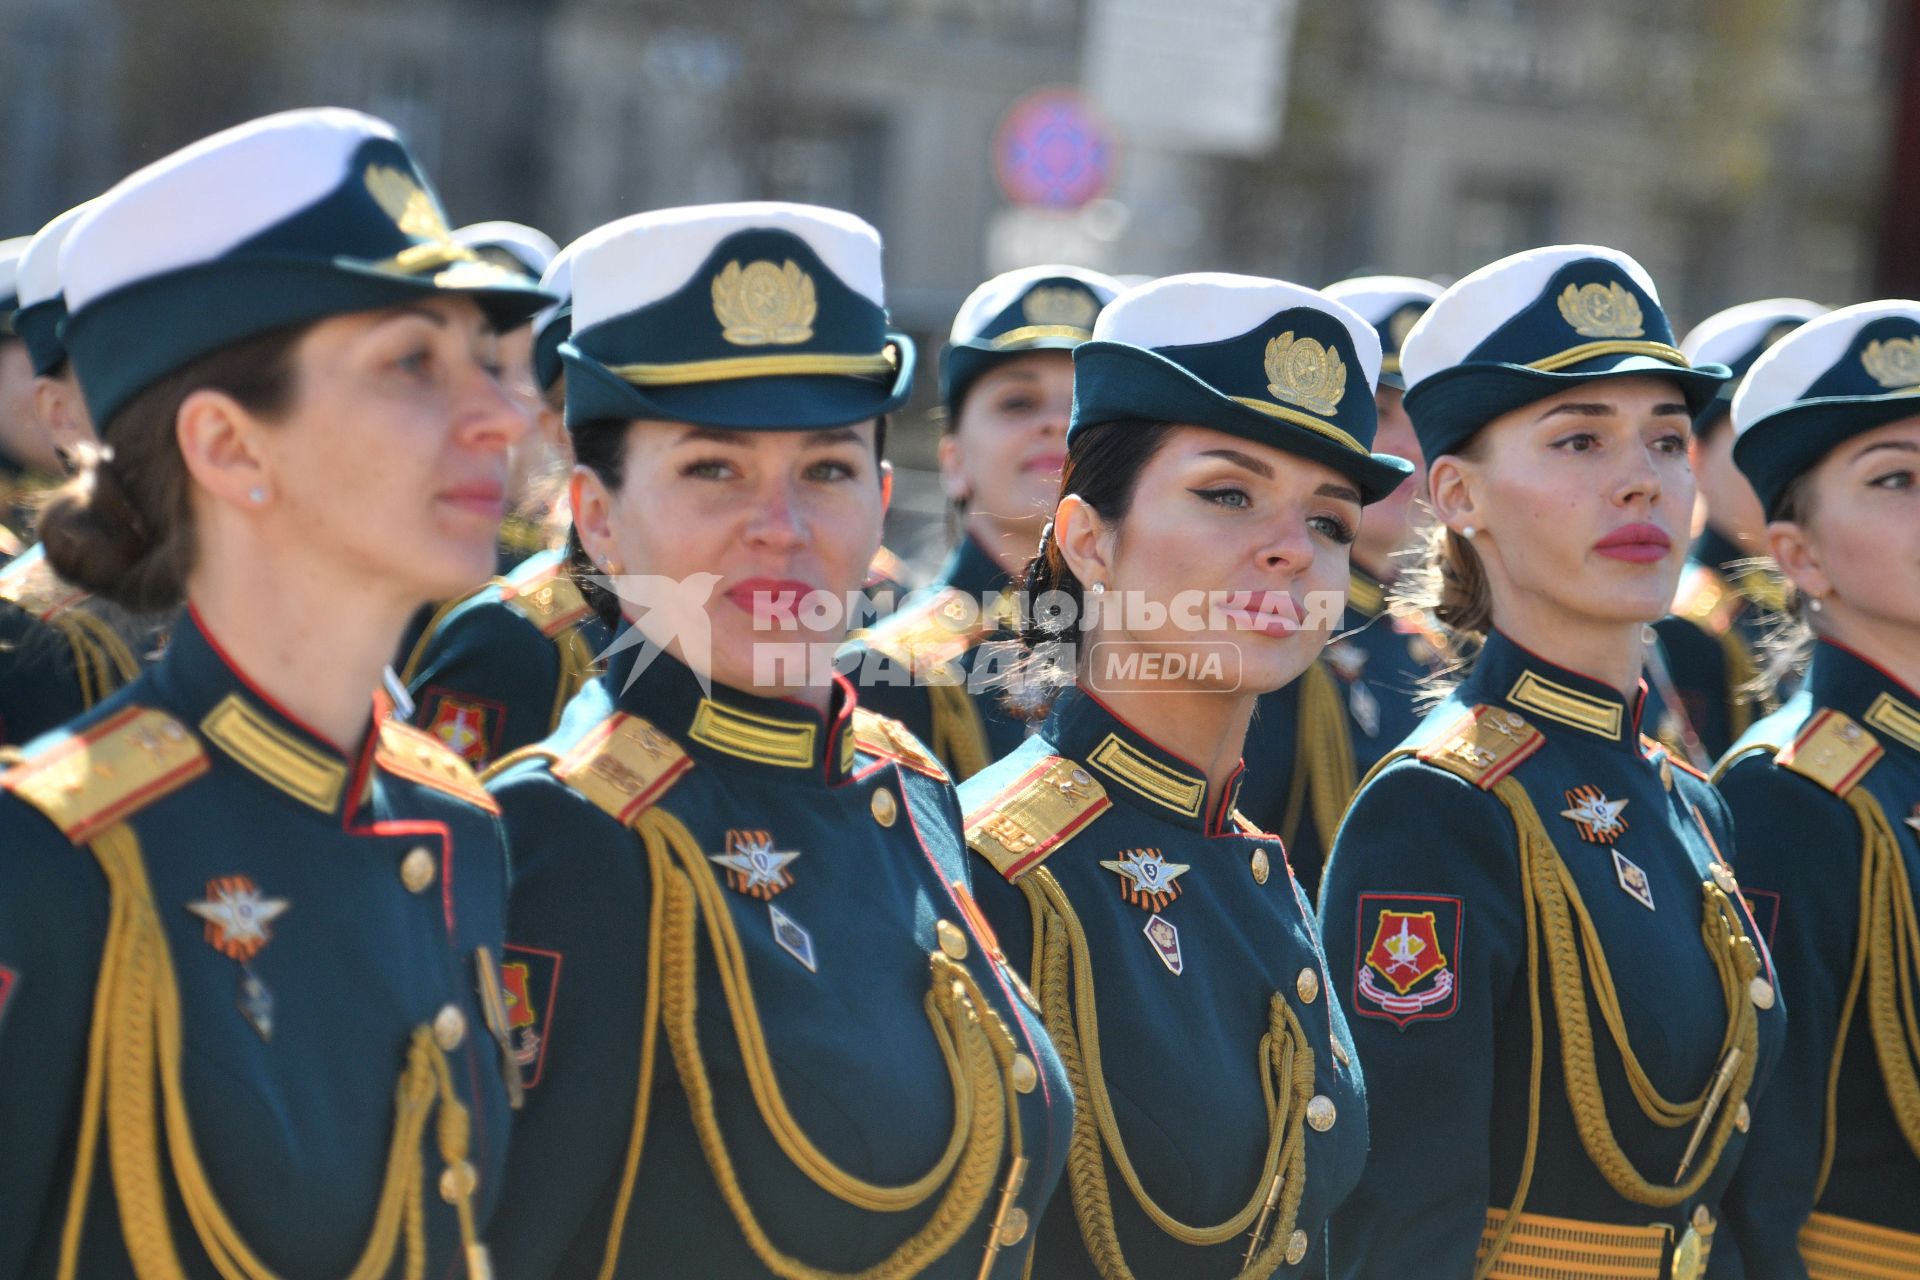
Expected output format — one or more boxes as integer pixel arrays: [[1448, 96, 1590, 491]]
[[501, 944, 563, 1089], [1352, 892, 1463, 1027], [422, 688, 506, 766]]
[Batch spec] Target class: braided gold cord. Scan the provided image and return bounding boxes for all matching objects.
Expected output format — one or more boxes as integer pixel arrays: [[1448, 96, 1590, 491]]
[[60, 824, 486, 1280], [1848, 790, 1920, 1170], [1279, 661, 1356, 856], [1025, 869, 1314, 1280], [548, 627, 599, 735]]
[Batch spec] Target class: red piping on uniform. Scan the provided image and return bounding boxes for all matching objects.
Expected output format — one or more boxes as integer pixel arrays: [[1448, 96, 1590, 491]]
[[897, 765, 1056, 1112], [1499, 631, 1639, 728], [1821, 636, 1920, 698], [187, 603, 365, 753]]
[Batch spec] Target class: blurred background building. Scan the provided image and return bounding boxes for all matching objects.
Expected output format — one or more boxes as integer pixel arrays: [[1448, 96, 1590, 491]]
[[1, 0, 1908, 566]]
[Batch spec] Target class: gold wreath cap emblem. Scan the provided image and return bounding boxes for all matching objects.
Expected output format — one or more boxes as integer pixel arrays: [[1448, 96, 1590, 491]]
[[1264, 332, 1348, 418], [1861, 335, 1920, 391], [712, 259, 818, 346], [365, 164, 455, 245], [1557, 282, 1646, 339], [1021, 285, 1099, 332]]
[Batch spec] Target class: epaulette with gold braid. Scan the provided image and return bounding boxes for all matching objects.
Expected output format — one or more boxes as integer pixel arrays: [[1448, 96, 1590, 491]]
[[851, 707, 948, 778], [1776, 709, 1882, 796], [376, 719, 499, 814], [1, 706, 207, 842], [502, 559, 592, 639], [553, 712, 692, 825], [0, 548, 86, 622], [1415, 705, 1545, 791], [856, 586, 993, 676], [1673, 564, 1742, 637], [963, 755, 1110, 881]]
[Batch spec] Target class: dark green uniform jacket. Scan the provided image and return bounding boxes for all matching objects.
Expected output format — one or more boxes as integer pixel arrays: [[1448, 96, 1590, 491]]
[[1715, 640, 1920, 1278], [1652, 528, 1785, 764], [842, 533, 1029, 782], [485, 637, 1071, 1278], [401, 547, 612, 770], [0, 609, 515, 1279], [0, 546, 145, 748], [1320, 630, 1785, 1280], [960, 684, 1368, 1277]]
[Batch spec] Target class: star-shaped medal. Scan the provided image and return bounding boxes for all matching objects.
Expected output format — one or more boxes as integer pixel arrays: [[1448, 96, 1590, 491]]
[[1100, 848, 1191, 912], [1561, 787, 1630, 844], [187, 876, 291, 965], [709, 830, 801, 899]]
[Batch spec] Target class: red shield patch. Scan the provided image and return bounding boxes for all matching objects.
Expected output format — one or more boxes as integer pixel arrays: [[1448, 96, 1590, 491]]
[[422, 689, 504, 765], [500, 944, 562, 1088], [1353, 893, 1463, 1027]]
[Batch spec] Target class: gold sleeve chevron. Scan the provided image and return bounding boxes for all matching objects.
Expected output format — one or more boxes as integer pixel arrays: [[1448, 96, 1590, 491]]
[[1377, 740, 1762, 1280]]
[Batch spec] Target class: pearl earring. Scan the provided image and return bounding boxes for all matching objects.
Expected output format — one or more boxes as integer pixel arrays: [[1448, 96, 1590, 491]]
[[1808, 596, 1823, 613], [248, 487, 267, 505], [1088, 581, 1107, 595], [1460, 525, 1476, 539]]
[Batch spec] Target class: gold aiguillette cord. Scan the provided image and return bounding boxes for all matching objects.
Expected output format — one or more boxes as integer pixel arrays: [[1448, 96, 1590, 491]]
[[976, 1155, 1030, 1280]]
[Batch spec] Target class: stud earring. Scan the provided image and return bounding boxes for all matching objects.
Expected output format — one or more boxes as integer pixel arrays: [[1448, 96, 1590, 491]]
[[1088, 581, 1107, 595], [248, 487, 267, 505], [1808, 596, 1824, 613], [1459, 525, 1476, 539]]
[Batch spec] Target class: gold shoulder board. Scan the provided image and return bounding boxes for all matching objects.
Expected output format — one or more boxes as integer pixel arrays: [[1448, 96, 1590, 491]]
[[850, 707, 948, 779], [963, 755, 1110, 881], [376, 720, 499, 813], [0, 551, 86, 622], [503, 561, 592, 639], [1, 706, 208, 842], [553, 712, 692, 825], [1415, 705, 1545, 790], [857, 587, 991, 676], [1775, 709, 1882, 796]]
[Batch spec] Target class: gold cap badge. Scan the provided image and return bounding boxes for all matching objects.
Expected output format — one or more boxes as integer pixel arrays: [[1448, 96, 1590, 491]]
[[713, 259, 818, 346], [1264, 331, 1347, 418], [1021, 285, 1098, 332], [1557, 282, 1646, 339], [1861, 336, 1920, 390]]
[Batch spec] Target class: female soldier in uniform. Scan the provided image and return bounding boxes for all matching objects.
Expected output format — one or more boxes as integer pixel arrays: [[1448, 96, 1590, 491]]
[[1714, 301, 1920, 1276], [484, 203, 1070, 1278], [847, 264, 1119, 780], [0, 108, 546, 1278], [960, 273, 1394, 1276], [1319, 246, 1786, 1280]]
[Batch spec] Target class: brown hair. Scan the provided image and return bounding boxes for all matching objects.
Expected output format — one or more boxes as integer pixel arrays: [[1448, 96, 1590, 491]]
[[38, 327, 304, 613], [1389, 436, 1493, 691], [1002, 419, 1178, 719], [1747, 470, 1820, 699]]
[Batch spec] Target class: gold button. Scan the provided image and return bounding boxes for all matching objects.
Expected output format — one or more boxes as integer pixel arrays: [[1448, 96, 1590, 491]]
[[439, 1160, 477, 1203], [1011, 1053, 1038, 1094], [936, 919, 968, 961], [997, 1207, 1029, 1246], [1306, 1095, 1336, 1132], [1736, 1101, 1751, 1132], [1250, 848, 1271, 885], [1286, 1228, 1309, 1264], [870, 788, 897, 827], [1750, 977, 1776, 1010], [434, 1004, 467, 1051], [400, 846, 437, 894], [1710, 863, 1737, 894], [1296, 968, 1320, 1004]]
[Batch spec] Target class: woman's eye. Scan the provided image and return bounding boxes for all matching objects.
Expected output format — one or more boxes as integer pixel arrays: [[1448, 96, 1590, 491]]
[[1191, 486, 1251, 509], [996, 396, 1039, 415], [1654, 432, 1689, 455], [1552, 432, 1599, 453], [683, 458, 736, 480], [1869, 469, 1915, 491], [806, 459, 857, 482], [395, 349, 433, 377], [1310, 514, 1357, 545]]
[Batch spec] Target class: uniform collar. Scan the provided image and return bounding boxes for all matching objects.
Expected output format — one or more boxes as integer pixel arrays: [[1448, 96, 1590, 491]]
[[153, 606, 382, 822], [936, 531, 1017, 600], [1807, 640, 1920, 758], [1347, 564, 1388, 620], [1465, 629, 1647, 752], [1044, 684, 1244, 834], [602, 626, 859, 785]]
